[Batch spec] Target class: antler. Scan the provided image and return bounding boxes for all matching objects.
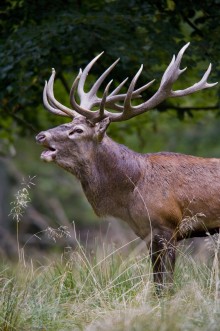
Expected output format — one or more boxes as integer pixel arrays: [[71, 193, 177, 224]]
[[43, 53, 151, 121], [43, 43, 217, 122]]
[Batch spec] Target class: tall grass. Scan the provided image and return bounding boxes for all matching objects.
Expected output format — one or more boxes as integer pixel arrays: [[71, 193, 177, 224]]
[[4, 178, 220, 330], [0, 236, 219, 331]]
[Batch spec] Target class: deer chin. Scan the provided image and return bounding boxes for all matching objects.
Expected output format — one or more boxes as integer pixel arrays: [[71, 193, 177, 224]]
[[41, 147, 57, 162]]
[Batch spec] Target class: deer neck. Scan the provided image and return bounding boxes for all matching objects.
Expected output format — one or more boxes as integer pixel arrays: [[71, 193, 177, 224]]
[[77, 135, 142, 216]]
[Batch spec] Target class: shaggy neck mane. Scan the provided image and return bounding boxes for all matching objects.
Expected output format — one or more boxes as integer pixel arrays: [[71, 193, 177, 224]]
[[77, 135, 143, 215]]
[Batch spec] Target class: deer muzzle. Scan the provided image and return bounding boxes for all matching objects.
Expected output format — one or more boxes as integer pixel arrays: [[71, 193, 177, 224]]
[[36, 132, 57, 162]]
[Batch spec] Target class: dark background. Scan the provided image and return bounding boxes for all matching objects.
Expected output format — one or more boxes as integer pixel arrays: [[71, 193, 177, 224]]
[[1, 0, 220, 258]]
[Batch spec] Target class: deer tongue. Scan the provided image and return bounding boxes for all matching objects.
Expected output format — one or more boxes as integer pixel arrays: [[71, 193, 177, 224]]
[[41, 148, 56, 162]]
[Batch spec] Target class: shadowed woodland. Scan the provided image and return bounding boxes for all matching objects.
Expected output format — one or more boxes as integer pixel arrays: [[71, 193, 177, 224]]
[[1, 0, 220, 259]]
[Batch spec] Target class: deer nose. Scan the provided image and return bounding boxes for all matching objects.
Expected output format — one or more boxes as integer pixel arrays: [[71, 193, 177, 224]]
[[36, 132, 47, 144]]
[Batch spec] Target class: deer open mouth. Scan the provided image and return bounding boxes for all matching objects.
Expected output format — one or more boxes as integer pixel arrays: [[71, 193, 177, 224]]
[[41, 147, 57, 162]]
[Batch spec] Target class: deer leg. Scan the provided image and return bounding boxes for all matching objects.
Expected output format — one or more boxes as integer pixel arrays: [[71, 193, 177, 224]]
[[149, 232, 176, 292]]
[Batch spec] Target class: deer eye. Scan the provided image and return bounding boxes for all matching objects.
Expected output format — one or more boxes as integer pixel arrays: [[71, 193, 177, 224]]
[[75, 128, 83, 134], [68, 128, 84, 136]]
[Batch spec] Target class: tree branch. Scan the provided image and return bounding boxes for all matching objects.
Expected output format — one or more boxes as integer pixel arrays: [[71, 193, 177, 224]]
[[157, 105, 219, 112]]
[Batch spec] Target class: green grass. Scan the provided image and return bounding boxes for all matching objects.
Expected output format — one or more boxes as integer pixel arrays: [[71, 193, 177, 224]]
[[0, 237, 220, 331]]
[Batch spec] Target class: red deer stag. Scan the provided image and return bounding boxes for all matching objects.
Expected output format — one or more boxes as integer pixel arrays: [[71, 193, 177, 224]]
[[36, 43, 218, 289]]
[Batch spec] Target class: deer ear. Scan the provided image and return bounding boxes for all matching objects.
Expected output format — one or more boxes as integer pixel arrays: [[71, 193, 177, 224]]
[[96, 117, 110, 142]]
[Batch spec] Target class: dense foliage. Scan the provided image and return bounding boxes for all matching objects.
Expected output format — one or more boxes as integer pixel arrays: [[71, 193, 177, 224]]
[[1, 0, 220, 257], [1, 0, 220, 148]]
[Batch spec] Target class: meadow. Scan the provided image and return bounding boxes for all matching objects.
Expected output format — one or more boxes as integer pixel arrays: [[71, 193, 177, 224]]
[[0, 229, 220, 331], [1, 171, 219, 331]]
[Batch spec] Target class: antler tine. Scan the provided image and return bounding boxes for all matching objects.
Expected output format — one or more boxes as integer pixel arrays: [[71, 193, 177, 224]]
[[123, 65, 144, 113], [130, 79, 155, 96], [108, 77, 129, 97], [77, 52, 104, 100], [201, 63, 218, 88], [99, 80, 113, 119], [104, 77, 130, 111], [46, 68, 77, 118], [89, 58, 120, 98], [43, 81, 69, 116], [69, 68, 82, 107], [160, 42, 189, 88]]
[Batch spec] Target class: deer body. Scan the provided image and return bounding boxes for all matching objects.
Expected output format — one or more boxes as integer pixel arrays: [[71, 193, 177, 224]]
[[36, 43, 219, 289], [74, 137, 220, 240], [39, 122, 220, 239]]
